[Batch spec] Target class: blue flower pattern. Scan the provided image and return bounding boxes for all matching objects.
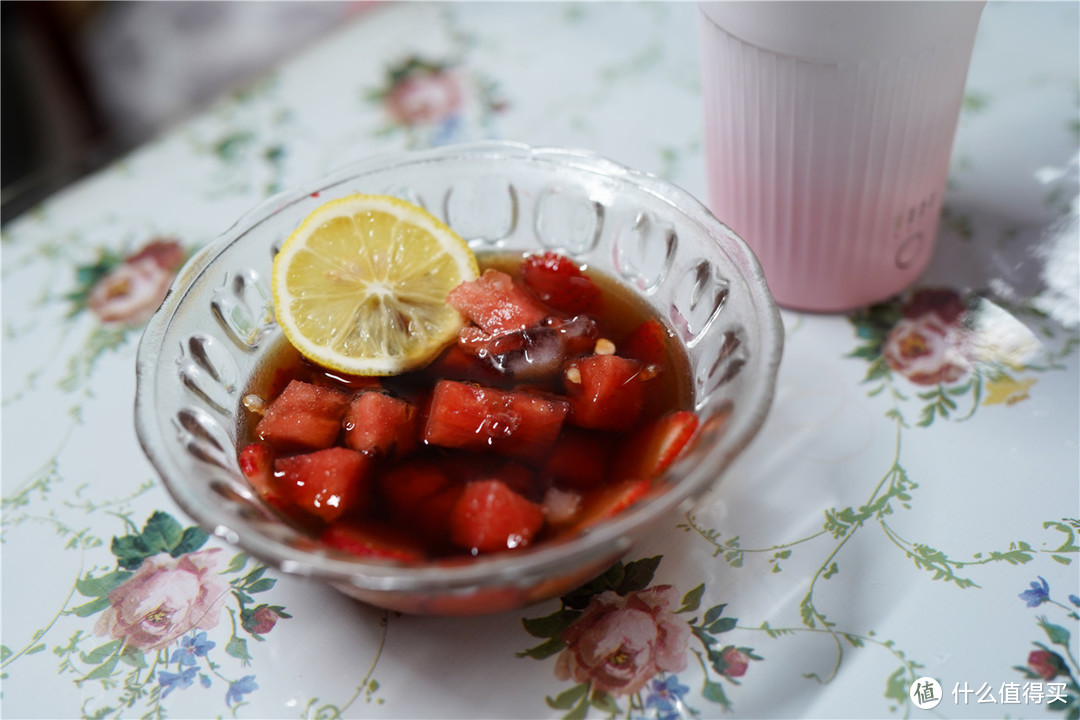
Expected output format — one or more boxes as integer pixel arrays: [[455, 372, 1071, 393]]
[[158, 666, 198, 698], [171, 631, 216, 666], [643, 675, 691, 720], [1019, 576, 1050, 607], [226, 675, 259, 707]]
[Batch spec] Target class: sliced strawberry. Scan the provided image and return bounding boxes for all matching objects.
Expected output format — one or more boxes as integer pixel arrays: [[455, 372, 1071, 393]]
[[275, 447, 372, 522], [520, 252, 602, 315], [343, 391, 418, 458], [563, 354, 650, 431], [423, 380, 569, 460], [321, 521, 426, 563], [255, 380, 350, 452], [611, 410, 700, 482], [620, 318, 671, 366], [449, 479, 545, 554], [447, 269, 548, 335], [571, 477, 654, 532], [543, 428, 615, 490], [378, 460, 453, 517], [238, 442, 290, 510]]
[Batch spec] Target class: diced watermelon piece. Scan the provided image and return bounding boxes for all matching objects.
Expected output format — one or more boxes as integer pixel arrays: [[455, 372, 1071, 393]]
[[412, 484, 465, 550], [611, 409, 700, 482], [449, 479, 545, 554], [620, 318, 671, 366], [321, 521, 426, 563], [542, 428, 614, 490], [424, 344, 505, 385], [255, 380, 349, 452], [238, 442, 290, 510], [447, 269, 548, 335], [520, 252, 602, 315], [275, 447, 372, 522], [423, 380, 569, 460], [378, 460, 453, 517], [343, 391, 418, 458], [563, 354, 649, 431]]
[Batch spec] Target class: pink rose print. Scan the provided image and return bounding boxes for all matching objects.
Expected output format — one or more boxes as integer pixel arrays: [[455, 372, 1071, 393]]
[[721, 647, 750, 678], [94, 549, 229, 651], [250, 606, 278, 635], [1027, 649, 1065, 681], [87, 239, 185, 326], [882, 288, 973, 385], [386, 68, 463, 126], [554, 585, 691, 696]]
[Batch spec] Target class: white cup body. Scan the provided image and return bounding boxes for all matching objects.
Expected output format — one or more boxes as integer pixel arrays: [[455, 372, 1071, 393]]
[[699, 1, 985, 311]]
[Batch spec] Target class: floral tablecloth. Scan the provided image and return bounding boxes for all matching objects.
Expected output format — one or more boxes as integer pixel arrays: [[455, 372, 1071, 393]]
[[3, 3, 1078, 719]]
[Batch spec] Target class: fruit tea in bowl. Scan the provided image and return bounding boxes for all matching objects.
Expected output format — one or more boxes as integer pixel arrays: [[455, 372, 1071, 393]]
[[135, 142, 784, 615]]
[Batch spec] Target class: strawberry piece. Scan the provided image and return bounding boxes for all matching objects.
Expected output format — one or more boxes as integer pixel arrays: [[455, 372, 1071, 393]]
[[447, 269, 548, 335], [275, 447, 372, 522], [571, 477, 654, 532], [520, 252, 602, 315], [255, 380, 349, 452], [611, 410, 700, 482], [321, 521, 426, 563], [238, 442, 290, 510], [563, 354, 649, 431], [343, 392, 418, 458], [620, 318, 671, 366], [543, 428, 614, 490], [423, 380, 569, 460], [449, 479, 545, 554]]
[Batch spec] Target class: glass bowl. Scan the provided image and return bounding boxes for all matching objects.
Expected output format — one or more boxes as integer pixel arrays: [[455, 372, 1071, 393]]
[[134, 141, 784, 615]]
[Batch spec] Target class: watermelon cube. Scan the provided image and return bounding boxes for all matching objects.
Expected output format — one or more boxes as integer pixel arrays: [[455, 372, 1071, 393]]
[[542, 428, 614, 490], [274, 447, 372, 522], [619, 318, 671, 366], [563, 354, 649, 431], [343, 391, 418, 458], [449, 479, 545, 554], [423, 344, 504, 385], [520, 251, 602, 315], [423, 380, 569, 460], [378, 460, 453, 517], [447, 269, 548, 335], [255, 380, 349, 452], [412, 484, 465, 550]]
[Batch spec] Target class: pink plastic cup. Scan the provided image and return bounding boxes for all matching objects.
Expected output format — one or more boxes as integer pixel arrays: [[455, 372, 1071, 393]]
[[698, 1, 985, 312]]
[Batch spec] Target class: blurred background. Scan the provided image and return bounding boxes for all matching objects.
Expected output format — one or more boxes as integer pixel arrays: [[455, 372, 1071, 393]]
[[1, 1, 359, 224]]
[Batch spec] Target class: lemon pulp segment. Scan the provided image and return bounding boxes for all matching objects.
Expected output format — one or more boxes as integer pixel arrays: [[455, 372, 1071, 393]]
[[272, 194, 478, 375]]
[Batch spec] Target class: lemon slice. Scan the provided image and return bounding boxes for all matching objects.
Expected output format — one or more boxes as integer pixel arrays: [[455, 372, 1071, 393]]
[[271, 193, 479, 376]]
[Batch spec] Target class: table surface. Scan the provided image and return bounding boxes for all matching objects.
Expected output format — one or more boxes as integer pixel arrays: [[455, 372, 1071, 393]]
[[3, 3, 1078, 719]]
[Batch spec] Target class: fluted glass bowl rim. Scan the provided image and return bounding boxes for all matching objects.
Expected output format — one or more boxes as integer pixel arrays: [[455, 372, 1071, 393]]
[[134, 140, 784, 595]]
